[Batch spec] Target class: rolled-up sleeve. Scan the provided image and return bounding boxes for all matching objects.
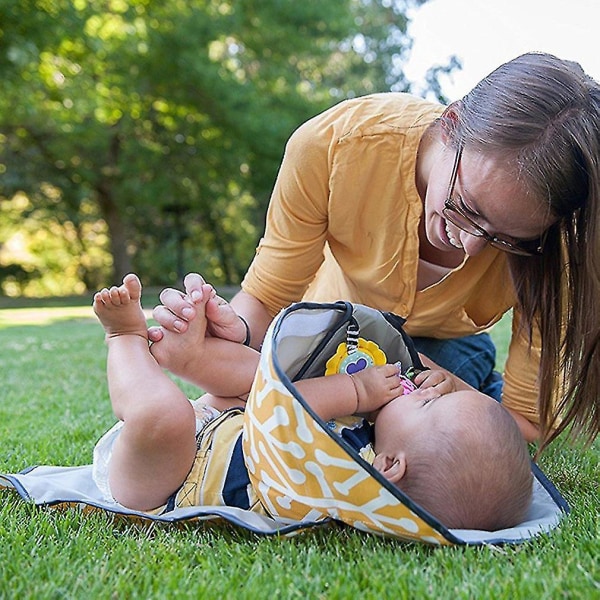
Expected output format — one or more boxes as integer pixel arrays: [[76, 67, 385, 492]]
[[242, 113, 334, 316]]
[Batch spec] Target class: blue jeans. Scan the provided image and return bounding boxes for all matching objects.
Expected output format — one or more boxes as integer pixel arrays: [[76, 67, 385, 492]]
[[411, 333, 503, 402]]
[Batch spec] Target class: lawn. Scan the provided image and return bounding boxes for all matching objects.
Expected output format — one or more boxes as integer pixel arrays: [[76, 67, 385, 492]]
[[0, 301, 598, 599]]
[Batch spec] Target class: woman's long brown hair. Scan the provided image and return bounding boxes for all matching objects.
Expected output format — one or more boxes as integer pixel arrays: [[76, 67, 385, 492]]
[[452, 52, 600, 448]]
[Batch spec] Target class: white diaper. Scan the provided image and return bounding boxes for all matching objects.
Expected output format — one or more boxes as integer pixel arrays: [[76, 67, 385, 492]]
[[91, 399, 222, 503]]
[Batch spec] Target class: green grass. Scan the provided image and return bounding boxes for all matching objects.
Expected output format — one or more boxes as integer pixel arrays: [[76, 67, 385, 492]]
[[0, 306, 598, 599]]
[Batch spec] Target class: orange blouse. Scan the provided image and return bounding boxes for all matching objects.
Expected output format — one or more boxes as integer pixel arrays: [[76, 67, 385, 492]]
[[242, 93, 542, 424]]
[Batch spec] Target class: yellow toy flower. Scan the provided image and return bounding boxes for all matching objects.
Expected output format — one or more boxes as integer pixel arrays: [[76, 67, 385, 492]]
[[324, 338, 387, 376]]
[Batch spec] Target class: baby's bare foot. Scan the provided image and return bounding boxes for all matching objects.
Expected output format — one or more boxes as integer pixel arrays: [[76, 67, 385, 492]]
[[93, 274, 148, 339]]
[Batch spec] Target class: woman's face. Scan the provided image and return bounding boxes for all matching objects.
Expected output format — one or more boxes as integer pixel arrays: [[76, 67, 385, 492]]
[[422, 144, 555, 256]]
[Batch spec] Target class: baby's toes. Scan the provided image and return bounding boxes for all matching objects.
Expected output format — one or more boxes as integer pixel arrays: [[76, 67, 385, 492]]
[[99, 288, 112, 304], [118, 286, 131, 304], [108, 286, 123, 304]]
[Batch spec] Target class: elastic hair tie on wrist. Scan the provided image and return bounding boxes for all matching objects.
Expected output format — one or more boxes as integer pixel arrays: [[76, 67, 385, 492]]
[[239, 315, 251, 346]]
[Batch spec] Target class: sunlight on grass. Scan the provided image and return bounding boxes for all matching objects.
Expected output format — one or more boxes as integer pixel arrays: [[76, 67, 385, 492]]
[[0, 306, 96, 327], [0, 306, 153, 327]]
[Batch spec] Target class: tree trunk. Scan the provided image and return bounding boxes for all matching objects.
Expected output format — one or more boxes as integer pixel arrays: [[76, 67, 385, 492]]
[[96, 182, 133, 281], [95, 126, 132, 281]]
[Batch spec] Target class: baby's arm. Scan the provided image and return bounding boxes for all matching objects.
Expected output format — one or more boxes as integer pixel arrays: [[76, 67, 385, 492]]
[[295, 364, 405, 422]]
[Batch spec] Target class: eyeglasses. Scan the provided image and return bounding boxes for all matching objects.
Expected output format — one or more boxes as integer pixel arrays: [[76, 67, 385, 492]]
[[442, 145, 544, 257]]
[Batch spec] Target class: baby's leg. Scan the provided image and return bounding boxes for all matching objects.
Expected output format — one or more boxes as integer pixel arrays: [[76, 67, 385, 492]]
[[94, 274, 197, 511], [199, 392, 247, 411], [151, 285, 261, 397]]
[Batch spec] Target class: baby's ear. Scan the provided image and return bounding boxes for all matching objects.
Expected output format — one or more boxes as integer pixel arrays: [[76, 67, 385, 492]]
[[373, 452, 407, 484]]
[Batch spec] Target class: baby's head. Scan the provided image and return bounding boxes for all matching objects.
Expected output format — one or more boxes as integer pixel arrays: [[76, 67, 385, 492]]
[[373, 389, 533, 530]]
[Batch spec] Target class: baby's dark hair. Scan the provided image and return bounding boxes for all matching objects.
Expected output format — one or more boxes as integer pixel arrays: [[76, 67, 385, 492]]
[[396, 395, 533, 530]]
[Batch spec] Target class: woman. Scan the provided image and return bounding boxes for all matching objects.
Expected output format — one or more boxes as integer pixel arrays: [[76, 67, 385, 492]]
[[149, 52, 600, 450]]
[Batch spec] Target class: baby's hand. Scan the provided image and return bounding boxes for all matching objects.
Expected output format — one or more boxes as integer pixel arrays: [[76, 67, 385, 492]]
[[350, 364, 405, 414], [413, 368, 456, 398]]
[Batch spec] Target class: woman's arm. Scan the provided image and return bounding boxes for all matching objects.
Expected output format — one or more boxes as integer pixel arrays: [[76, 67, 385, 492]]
[[229, 289, 275, 350], [504, 407, 540, 443]]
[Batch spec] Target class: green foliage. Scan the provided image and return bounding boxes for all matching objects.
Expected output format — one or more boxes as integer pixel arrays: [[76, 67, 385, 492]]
[[0, 192, 111, 295], [0, 309, 598, 598], [0, 0, 432, 294]]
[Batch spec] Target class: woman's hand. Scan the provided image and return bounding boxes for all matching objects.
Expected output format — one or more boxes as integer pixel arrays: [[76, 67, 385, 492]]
[[148, 273, 247, 344]]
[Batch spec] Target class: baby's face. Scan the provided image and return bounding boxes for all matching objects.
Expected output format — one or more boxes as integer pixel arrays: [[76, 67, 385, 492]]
[[373, 389, 486, 455]]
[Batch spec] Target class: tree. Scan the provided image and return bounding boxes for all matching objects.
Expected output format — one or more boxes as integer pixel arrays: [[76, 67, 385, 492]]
[[0, 0, 442, 294]]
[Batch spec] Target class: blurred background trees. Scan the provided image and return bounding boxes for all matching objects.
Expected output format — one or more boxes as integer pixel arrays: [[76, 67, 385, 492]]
[[0, 0, 456, 296]]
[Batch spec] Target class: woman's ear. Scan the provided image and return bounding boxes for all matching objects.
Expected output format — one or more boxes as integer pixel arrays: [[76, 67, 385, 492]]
[[373, 452, 407, 484], [439, 102, 461, 144]]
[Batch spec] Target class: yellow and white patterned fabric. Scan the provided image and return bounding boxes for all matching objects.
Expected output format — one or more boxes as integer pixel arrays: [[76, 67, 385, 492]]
[[243, 301, 452, 544]]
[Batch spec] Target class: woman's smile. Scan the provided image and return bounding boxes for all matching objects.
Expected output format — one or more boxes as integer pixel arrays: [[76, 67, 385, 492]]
[[444, 220, 463, 249]]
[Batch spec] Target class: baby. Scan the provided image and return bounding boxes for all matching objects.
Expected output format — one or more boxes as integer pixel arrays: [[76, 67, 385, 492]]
[[92, 274, 532, 530]]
